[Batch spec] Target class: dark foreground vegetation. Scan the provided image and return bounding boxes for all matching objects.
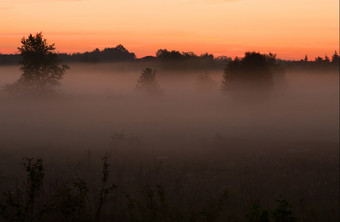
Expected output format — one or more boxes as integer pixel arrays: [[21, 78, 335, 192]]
[[0, 138, 338, 222]]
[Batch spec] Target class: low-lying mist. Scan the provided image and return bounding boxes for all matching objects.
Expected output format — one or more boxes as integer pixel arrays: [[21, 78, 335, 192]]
[[0, 63, 338, 154], [0, 63, 338, 221]]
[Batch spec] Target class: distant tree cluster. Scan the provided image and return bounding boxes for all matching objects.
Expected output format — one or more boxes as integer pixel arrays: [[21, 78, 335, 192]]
[[221, 52, 285, 99], [312, 51, 339, 68], [58, 44, 136, 63], [313, 52, 338, 64], [0, 54, 20, 65], [223, 52, 281, 87], [155, 49, 227, 70], [0, 45, 136, 65], [283, 51, 339, 70], [1, 43, 338, 73]]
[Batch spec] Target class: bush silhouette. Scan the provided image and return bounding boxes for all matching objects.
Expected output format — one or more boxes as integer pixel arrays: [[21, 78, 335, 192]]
[[0, 158, 46, 222], [222, 52, 284, 100], [136, 68, 160, 93], [246, 202, 270, 222], [223, 52, 275, 88], [246, 198, 297, 222], [155, 49, 218, 70], [331, 51, 339, 65], [4, 32, 68, 95], [272, 197, 297, 222]]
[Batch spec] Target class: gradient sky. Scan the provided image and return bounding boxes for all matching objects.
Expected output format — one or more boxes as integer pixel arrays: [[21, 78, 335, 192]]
[[0, 0, 338, 59]]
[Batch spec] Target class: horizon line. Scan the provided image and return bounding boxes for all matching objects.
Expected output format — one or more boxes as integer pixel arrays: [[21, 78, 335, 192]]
[[1, 47, 338, 62]]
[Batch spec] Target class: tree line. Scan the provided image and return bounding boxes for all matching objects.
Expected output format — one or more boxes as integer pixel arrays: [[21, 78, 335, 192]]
[[1, 33, 338, 96], [1, 33, 338, 68]]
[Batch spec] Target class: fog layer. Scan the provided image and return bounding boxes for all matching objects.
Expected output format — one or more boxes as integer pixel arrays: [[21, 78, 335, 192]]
[[0, 63, 338, 156]]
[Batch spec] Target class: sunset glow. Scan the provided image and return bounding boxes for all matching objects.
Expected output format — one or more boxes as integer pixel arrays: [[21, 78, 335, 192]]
[[1, 0, 338, 59]]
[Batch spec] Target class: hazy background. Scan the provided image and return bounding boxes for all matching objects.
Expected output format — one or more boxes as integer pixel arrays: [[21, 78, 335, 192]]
[[0, 64, 338, 156]]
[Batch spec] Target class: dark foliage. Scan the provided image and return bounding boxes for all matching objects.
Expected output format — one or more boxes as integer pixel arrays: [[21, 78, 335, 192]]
[[156, 49, 220, 70], [52, 178, 88, 221], [246, 202, 270, 222], [1, 46, 338, 73], [0, 158, 46, 222], [0, 156, 306, 222], [222, 52, 285, 98], [3, 33, 68, 95], [95, 156, 117, 222], [282, 51, 339, 71], [246, 198, 297, 222], [272, 197, 297, 222], [136, 68, 160, 93], [331, 51, 339, 65], [223, 52, 277, 87], [58, 44, 136, 63], [0, 54, 20, 65]]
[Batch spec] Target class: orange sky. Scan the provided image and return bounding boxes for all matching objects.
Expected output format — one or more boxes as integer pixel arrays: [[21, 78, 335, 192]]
[[0, 0, 338, 60]]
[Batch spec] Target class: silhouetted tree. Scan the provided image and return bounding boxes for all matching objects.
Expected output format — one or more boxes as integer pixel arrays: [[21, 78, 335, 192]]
[[19, 33, 68, 87], [101, 44, 136, 61], [155, 49, 220, 70], [314, 56, 323, 64], [222, 52, 281, 93], [54, 44, 135, 63], [303, 55, 308, 62], [200, 53, 214, 61], [136, 68, 159, 93], [331, 51, 339, 65], [324, 55, 330, 63], [5, 32, 68, 94], [156, 49, 182, 60]]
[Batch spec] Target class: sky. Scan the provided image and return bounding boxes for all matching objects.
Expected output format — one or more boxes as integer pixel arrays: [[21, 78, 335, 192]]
[[0, 0, 338, 59]]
